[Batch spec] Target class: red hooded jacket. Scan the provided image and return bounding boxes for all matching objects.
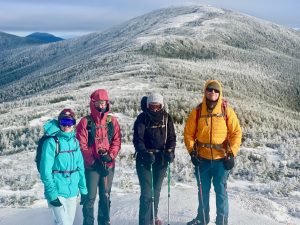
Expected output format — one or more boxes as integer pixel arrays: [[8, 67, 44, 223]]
[[76, 89, 121, 168]]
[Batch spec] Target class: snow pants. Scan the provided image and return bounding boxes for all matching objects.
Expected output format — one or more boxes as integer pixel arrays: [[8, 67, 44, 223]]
[[136, 160, 167, 225], [82, 167, 114, 225], [195, 158, 230, 225], [49, 196, 77, 225]]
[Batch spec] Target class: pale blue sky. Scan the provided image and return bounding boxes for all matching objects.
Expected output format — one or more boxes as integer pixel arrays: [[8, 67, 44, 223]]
[[1, 0, 299, 38]]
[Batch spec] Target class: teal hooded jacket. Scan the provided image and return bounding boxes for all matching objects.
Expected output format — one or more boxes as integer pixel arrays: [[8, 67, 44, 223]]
[[40, 119, 88, 201]]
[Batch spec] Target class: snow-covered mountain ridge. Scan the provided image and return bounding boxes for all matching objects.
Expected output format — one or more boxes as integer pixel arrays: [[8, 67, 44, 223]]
[[0, 5, 299, 109]]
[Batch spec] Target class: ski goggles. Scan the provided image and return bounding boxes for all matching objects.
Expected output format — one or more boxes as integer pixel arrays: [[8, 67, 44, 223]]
[[148, 103, 162, 111], [59, 118, 76, 127], [206, 88, 220, 93]]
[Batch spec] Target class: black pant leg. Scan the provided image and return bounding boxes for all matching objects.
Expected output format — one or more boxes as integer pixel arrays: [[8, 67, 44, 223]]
[[136, 160, 152, 225], [152, 163, 167, 218], [98, 168, 114, 225], [83, 169, 100, 225]]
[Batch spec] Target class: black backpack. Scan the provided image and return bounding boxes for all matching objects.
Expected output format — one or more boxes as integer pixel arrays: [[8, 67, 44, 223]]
[[35, 135, 60, 173], [86, 115, 114, 147]]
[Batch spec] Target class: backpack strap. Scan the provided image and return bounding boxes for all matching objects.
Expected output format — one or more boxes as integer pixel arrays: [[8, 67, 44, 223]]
[[221, 99, 231, 158], [86, 115, 96, 147], [106, 115, 114, 144], [221, 99, 229, 126], [164, 114, 168, 148], [53, 136, 60, 156], [52, 169, 79, 174], [86, 114, 114, 147]]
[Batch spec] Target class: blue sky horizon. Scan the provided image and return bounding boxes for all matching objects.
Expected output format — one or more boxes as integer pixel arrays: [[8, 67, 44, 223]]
[[1, 0, 300, 38]]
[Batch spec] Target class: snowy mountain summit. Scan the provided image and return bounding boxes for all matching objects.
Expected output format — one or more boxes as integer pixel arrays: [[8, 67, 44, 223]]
[[1, 5, 299, 106]]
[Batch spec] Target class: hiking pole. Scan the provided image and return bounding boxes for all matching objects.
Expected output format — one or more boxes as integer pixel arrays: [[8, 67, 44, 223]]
[[150, 162, 155, 225], [167, 161, 171, 225], [222, 172, 229, 225], [197, 166, 207, 225], [103, 163, 110, 222]]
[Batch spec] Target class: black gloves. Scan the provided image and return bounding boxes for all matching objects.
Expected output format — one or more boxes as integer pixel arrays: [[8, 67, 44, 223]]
[[100, 152, 112, 163], [92, 160, 109, 177], [50, 198, 62, 207], [98, 150, 112, 163], [142, 151, 156, 165], [190, 150, 200, 166], [223, 153, 235, 170], [164, 149, 175, 163], [80, 194, 87, 205]]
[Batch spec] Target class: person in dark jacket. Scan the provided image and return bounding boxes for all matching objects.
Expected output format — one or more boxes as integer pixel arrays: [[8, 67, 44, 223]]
[[76, 89, 121, 225], [133, 93, 176, 225]]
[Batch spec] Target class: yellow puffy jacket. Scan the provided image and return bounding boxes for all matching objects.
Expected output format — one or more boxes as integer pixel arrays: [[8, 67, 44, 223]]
[[184, 80, 242, 160]]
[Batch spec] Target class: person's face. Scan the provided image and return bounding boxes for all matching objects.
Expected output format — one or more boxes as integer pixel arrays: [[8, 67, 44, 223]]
[[205, 87, 220, 101], [94, 100, 107, 109], [148, 102, 162, 112], [60, 125, 74, 132]]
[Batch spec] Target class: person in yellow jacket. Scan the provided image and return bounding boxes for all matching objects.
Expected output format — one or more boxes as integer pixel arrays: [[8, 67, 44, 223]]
[[184, 80, 242, 225]]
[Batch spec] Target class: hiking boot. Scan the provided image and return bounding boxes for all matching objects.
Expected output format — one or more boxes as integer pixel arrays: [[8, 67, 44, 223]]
[[150, 218, 162, 225], [186, 218, 205, 225]]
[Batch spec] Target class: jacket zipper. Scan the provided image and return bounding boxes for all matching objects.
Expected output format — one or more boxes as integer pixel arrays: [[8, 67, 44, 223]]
[[210, 116, 213, 161]]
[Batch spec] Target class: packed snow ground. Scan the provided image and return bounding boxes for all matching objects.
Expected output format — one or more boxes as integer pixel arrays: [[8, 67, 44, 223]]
[[1, 177, 298, 225], [0, 144, 300, 225]]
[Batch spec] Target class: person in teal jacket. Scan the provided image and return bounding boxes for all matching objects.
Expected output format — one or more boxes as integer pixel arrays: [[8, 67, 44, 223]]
[[40, 108, 88, 225]]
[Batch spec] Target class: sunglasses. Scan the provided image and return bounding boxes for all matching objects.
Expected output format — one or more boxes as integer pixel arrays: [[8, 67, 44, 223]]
[[148, 103, 162, 111], [206, 88, 220, 93], [60, 118, 76, 127]]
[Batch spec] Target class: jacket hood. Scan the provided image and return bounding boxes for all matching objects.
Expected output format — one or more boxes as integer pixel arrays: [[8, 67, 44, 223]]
[[44, 119, 60, 136], [89, 89, 111, 121], [141, 96, 148, 112], [90, 89, 109, 101], [43, 119, 75, 138], [202, 80, 223, 113]]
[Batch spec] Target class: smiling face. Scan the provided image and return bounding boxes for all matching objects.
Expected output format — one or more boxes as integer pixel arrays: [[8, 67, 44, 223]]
[[205, 87, 220, 101]]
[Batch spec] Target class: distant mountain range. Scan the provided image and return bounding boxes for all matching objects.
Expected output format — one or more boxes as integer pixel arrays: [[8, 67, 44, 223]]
[[25, 32, 64, 43], [0, 31, 63, 51]]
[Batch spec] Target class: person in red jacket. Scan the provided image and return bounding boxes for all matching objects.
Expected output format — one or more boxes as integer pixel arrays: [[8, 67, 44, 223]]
[[76, 89, 121, 225]]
